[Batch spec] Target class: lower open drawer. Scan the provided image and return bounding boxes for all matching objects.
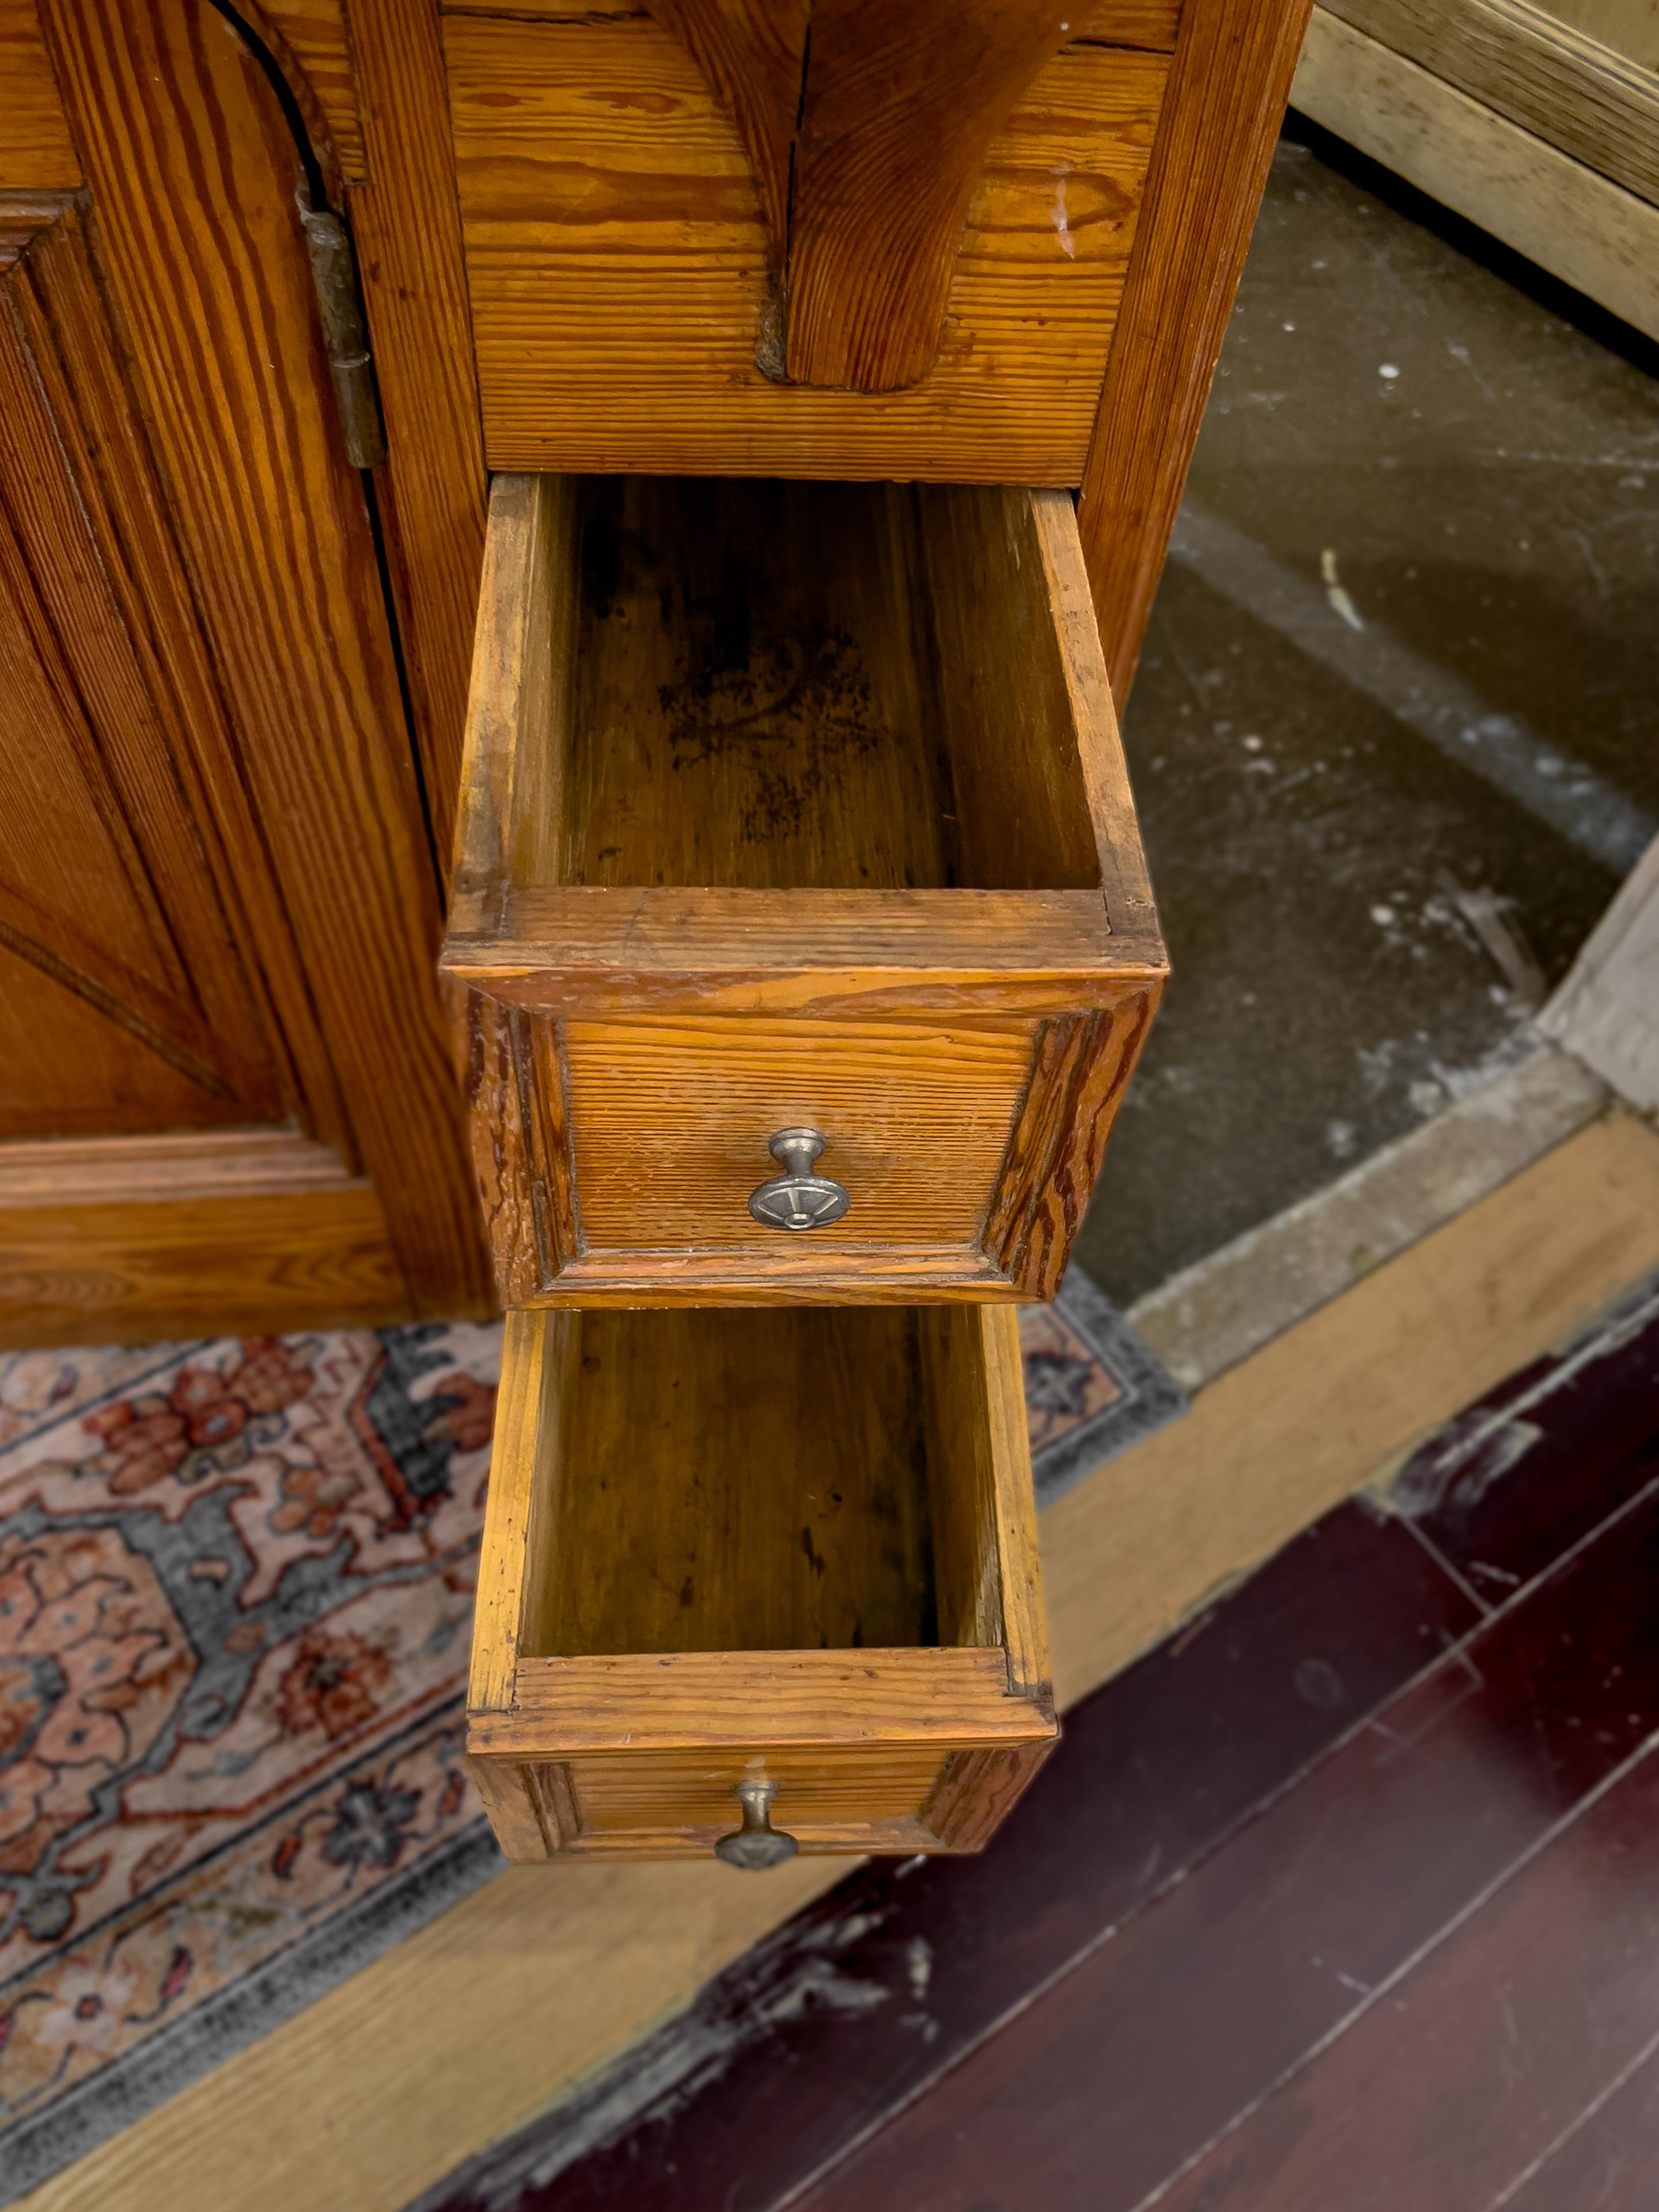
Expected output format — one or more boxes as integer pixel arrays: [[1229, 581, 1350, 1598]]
[[468, 1303, 1056, 1862]]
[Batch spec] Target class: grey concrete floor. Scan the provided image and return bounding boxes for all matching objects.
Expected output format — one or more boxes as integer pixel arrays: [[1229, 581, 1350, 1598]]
[[1074, 124, 1659, 1308]]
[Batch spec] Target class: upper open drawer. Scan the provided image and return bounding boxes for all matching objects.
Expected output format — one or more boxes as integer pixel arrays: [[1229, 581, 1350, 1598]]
[[442, 474, 1165, 1307]]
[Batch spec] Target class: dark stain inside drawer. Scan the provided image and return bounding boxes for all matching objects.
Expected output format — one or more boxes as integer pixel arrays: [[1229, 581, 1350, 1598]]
[[563, 476, 1103, 895]]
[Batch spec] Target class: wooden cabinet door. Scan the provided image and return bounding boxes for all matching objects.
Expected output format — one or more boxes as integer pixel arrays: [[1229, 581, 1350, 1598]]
[[0, 0, 490, 1343]]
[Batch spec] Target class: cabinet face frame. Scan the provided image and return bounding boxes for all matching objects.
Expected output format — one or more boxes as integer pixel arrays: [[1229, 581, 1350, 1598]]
[[467, 1305, 1057, 1862], [444, 474, 1166, 1308]]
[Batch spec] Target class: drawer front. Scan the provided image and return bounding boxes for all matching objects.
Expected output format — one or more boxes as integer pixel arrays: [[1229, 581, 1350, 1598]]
[[542, 1746, 953, 1854], [561, 1016, 1035, 1254]]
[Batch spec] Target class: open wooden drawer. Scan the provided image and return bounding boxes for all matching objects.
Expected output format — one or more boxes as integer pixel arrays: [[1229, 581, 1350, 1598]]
[[467, 1302, 1056, 1862], [443, 474, 1165, 1306]]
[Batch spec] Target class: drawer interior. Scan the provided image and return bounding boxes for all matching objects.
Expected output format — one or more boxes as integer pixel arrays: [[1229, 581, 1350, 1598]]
[[516, 1305, 1010, 1662], [535, 476, 1104, 897]]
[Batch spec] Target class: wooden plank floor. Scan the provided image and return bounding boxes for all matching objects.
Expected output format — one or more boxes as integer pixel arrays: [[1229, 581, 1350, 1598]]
[[421, 1269, 1659, 2212]]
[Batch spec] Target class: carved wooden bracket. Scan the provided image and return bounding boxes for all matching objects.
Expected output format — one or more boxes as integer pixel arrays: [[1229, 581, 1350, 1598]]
[[649, 0, 1077, 392]]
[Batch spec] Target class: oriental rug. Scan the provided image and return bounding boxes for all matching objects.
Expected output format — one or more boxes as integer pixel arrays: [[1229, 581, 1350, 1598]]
[[0, 1277, 1179, 2200]]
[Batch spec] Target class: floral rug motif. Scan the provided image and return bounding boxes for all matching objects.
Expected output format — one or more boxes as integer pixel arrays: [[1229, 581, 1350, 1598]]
[[0, 1285, 1179, 2200]]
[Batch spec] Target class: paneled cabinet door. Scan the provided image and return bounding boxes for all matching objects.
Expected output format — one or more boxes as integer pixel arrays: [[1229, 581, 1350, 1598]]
[[0, 0, 488, 1344]]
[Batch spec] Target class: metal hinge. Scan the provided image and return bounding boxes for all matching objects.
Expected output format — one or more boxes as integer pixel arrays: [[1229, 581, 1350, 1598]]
[[297, 193, 387, 470]]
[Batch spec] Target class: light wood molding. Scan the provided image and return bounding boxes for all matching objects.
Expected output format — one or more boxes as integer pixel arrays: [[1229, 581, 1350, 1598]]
[[1323, 0, 1659, 204], [1294, 3, 1659, 339], [1541, 833, 1659, 1112], [1531, 0, 1659, 70]]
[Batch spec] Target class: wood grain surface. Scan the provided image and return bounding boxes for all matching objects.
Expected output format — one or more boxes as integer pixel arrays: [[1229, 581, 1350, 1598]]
[[483, 1649, 1051, 1755], [452, 891, 1136, 1018], [441, 0, 1184, 44], [445, 17, 1167, 478], [0, 0, 79, 187], [0, 205, 279, 1138], [560, 1014, 1035, 1254], [1077, 0, 1313, 699], [253, 0, 366, 178], [782, 0, 1081, 390], [648, 0, 809, 257], [1, 196, 349, 1156], [342, 0, 490, 863], [39, 0, 490, 1317], [0, 1184, 407, 1346], [534, 1308, 939, 1658]]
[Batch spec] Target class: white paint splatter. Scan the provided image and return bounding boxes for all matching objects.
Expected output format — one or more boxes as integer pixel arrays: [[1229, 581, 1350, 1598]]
[[1051, 172, 1077, 259], [1320, 547, 1365, 632]]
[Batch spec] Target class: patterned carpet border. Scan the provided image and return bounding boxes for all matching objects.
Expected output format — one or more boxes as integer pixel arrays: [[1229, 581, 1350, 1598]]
[[0, 1278, 1181, 2203]]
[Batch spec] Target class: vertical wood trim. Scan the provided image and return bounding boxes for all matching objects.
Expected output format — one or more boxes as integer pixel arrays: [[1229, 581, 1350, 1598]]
[[920, 1304, 1009, 1656], [341, 0, 488, 865], [1075, 0, 1313, 703], [41, 0, 490, 1315], [979, 1303, 1053, 1704], [469, 1306, 555, 1713], [1030, 487, 1162, 952]]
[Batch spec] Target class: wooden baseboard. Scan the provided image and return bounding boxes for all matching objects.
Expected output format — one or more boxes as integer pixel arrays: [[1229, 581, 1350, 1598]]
[[21, 1108, 1659, 2212], [1293, 4, 1659, 340]]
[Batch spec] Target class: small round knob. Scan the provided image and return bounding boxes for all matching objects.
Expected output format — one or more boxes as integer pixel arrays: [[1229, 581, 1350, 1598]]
[[714, 1778, 800, 1870], [747, 1127, 850, 1232]]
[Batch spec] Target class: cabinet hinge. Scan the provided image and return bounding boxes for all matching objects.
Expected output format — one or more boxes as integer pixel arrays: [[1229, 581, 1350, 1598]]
[[298, 195, 388, 471]]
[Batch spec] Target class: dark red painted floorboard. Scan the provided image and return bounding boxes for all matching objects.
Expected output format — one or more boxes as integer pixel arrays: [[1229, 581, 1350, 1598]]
[[1397, 1275, 1659, 1603], [793, 1465, 1659, 2212], [1149, 1736, 1659, 2212], [1502, 2032, 1659, 2211], [414, 1505, 1475, 2212]]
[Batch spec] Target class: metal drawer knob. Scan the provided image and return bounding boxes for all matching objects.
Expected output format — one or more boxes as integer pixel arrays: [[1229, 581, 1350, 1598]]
[[747, 1127, 850, 1232], [714, 1778, 800, 1870]]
